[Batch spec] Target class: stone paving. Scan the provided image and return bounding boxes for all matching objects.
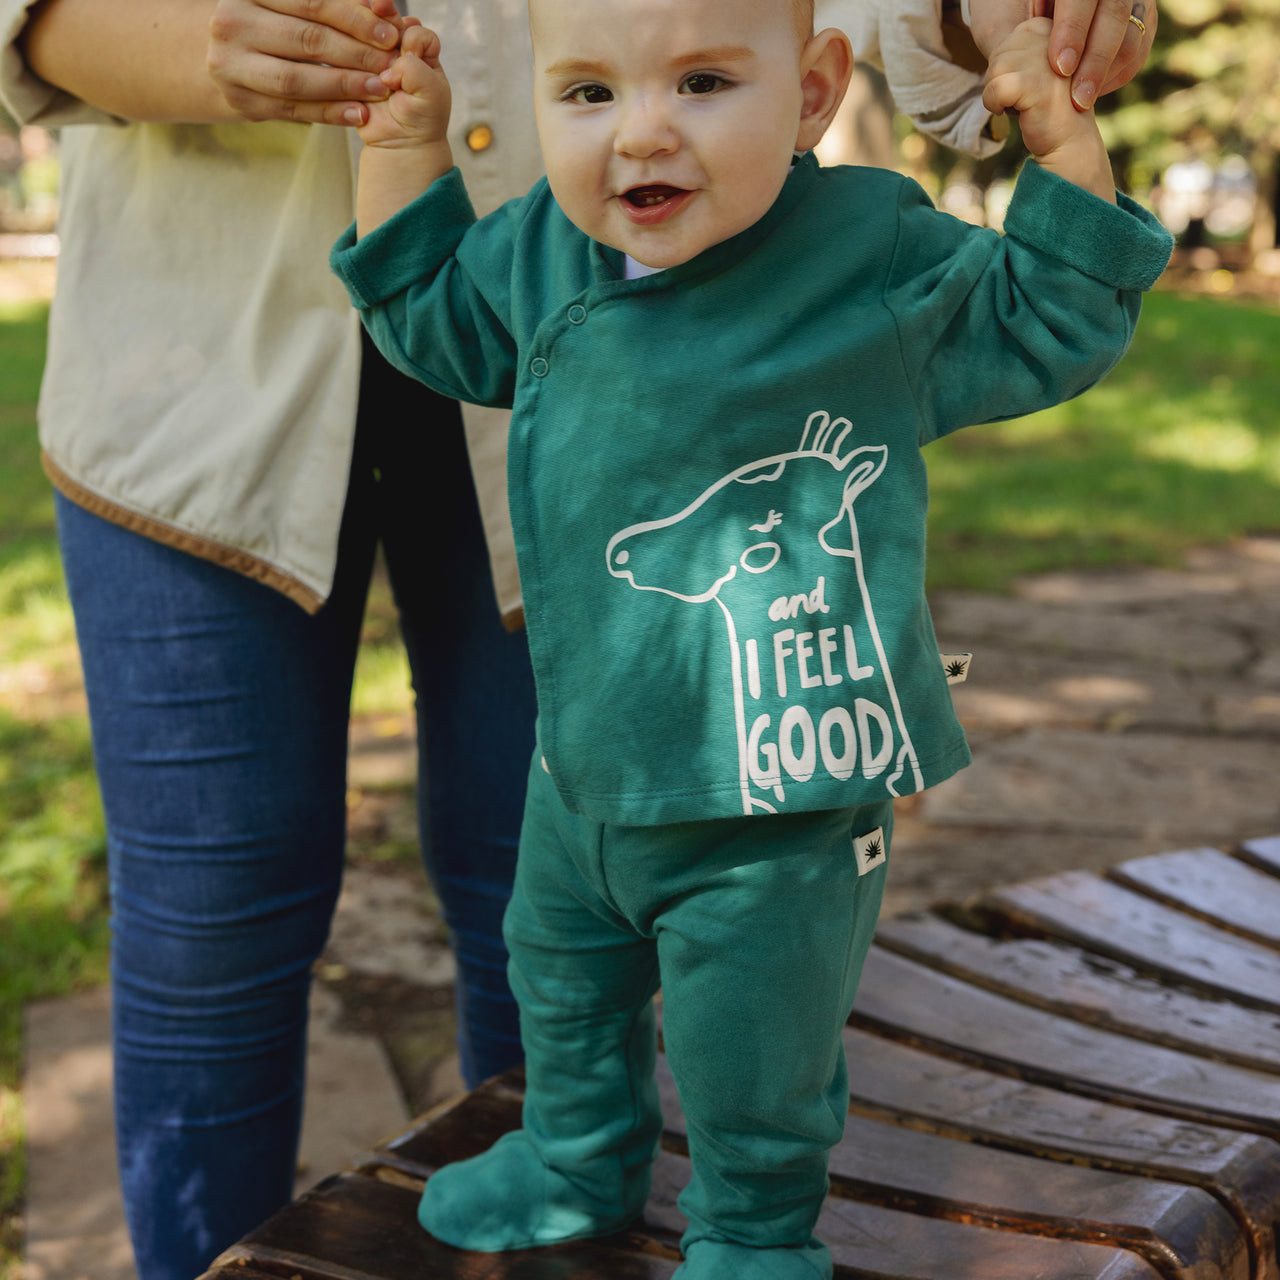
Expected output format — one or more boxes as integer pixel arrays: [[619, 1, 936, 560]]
[[886, 536, 1280, 916], [23, 536, 1280, 1279]]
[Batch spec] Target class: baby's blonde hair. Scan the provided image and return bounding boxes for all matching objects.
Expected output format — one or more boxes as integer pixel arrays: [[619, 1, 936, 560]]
[[793, 0, 815, 40]]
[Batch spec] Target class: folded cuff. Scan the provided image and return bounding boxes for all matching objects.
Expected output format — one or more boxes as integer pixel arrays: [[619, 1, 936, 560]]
[[1004, 160, 1174, 292], [330, 166, 477, 309]]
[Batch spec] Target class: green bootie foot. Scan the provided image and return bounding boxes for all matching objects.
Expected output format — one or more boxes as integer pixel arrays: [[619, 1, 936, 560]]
[[677, 1238, 832, 1279], [418, 1129, 646, 1251]]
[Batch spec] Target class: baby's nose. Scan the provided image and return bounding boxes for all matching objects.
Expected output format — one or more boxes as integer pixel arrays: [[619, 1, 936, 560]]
[[614, 95, 678, 158]]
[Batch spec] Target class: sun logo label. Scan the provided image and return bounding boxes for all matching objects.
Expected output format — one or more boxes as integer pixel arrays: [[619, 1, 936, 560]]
[[606, 410, 924, 816], [853, 826, 887, 876]]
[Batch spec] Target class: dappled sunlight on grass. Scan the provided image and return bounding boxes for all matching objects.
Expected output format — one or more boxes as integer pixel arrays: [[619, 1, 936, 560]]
[[352, 634, 414, 717], [1142, 420, 1264, 474], [924, 291, 1280, 590], [0, 710, 105, 925], [0, 543, 75, 657]]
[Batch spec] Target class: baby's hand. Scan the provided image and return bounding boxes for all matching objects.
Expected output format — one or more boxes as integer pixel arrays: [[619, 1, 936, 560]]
[[983, 18, 1116, 202], [983, 18, 1084, 158], [355, 0, 423, 46], [357, 22, 452, 150]]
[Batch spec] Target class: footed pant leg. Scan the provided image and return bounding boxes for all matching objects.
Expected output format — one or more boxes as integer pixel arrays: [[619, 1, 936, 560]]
[[418, 759, 663, 1250], [655, 803, 892, 1280]]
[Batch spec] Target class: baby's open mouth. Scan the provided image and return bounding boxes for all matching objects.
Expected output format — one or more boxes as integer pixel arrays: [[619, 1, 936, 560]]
[[624, 185, 686, 207]]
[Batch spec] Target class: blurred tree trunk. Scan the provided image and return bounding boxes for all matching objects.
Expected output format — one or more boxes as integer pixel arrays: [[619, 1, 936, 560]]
[[1249, 149, 1277, 254]]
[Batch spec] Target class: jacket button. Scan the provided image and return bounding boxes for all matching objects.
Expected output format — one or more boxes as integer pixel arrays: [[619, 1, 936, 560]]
[[530, 358, 549, 377], [567, 304, 587, 324], [465, 123, 494, 152]]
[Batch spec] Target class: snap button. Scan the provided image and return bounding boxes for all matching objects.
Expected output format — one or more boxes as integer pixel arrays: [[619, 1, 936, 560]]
[[465, 123, 494, 153], [567, 304, 587, 325], [530, 357, 549, 377]]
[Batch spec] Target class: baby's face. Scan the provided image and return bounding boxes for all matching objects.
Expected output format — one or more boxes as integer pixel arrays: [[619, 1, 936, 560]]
[[530, 0, 812, 269]]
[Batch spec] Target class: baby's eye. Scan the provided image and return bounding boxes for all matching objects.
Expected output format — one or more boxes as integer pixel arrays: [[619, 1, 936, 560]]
[[566, 83, 613, 105], [680, 72, 728, 95]]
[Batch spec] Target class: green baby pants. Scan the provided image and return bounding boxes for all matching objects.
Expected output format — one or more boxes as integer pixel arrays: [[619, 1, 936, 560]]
[[419, 755, 892, 1278]]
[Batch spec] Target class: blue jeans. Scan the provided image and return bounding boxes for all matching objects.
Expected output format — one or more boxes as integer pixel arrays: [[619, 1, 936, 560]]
[[54, 341, 537, 1280]]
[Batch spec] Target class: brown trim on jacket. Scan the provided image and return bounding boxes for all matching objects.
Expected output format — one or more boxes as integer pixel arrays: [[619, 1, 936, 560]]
[[43, 451, 326, 615]]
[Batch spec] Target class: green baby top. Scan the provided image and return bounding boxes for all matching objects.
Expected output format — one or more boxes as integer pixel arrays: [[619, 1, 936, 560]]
[[332, 154, 1172, 826]]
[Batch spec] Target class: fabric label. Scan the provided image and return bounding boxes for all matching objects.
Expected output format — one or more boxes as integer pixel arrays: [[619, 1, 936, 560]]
[[853, 826, 887, 876]]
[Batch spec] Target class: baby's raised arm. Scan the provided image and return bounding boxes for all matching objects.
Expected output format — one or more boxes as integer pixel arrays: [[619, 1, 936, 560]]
[[355, 23, 456, 237], [982, 18, 1116, 203]]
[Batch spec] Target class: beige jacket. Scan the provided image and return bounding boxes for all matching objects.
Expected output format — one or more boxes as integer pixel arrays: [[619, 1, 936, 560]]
[[0, 0, 992, 628]]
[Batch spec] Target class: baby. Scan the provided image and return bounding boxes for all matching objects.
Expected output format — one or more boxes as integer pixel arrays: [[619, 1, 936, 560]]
[[332, 1, 1171, 1276]]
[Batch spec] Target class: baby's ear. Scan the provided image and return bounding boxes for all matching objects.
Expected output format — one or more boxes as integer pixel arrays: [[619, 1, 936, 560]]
[[795, 28, 854, 152]]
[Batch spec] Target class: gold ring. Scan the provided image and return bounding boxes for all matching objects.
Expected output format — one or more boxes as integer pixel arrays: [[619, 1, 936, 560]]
[[1128, 12, 1146, 33]]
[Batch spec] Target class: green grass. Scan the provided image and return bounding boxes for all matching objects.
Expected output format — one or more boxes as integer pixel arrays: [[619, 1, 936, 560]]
[[0, 294, 107, 1279], [1, 278, 1278, 1276], [924, 290, 1280, 589]]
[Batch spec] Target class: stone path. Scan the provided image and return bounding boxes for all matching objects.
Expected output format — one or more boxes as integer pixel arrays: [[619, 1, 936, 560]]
[[23, 536, 1280, 1279]]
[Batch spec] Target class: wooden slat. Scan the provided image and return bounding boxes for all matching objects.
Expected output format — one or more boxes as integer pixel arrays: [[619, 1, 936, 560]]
[[653, 1058, 1245, 1280], [839, 1026, 1280, 1280], [591, 1146, 1172, 1280], [874, 912, 1280, 1075], [378, 1050, 1280, 1280], [1236, 836, 1280, 879], [378, 1134, 1169, 1280], [1108, 849, 1280, 951], [978, 872, 1280, 1013], [371, 1074, 1169, 1280], [379, 1071, 525, 1174], [851, 946, 1280, 1141], [206, 1171, 680, 1280], [818, 1197, 1163, 1280], [646, 1153, 1164, 1280], [197, 1265, 296, 1280]]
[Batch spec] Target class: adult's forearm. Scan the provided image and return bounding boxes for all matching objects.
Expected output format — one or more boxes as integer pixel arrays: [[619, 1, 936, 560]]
[[20, 0, 236, 123]]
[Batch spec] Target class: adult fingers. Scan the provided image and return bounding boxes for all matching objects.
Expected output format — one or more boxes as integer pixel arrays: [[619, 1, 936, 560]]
[[255, 0, 400, 54], [1094, 0, 1156, 96], [1043, 0, 1155, 109], [212, 52, 388, 123], [366, 0, 405, 22], [208, 0, 399, 76], [209, 0, 404, 122]]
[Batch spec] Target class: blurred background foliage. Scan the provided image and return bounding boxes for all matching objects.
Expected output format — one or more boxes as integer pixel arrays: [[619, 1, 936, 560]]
[[847, 0, 1280, 272]]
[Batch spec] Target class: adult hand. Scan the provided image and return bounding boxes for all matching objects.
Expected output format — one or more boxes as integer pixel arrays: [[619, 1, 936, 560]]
[[208, 0, 408, 125], [966, 0, 1157, 112]]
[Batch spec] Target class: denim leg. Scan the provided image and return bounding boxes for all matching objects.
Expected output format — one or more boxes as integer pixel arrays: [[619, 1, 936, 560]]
[[56, 491, 374, 1280], [373, 352, 536, 1087]]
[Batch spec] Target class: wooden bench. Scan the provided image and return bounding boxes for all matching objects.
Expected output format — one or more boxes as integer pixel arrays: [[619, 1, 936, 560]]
[[198, 834, 1280, 1280]]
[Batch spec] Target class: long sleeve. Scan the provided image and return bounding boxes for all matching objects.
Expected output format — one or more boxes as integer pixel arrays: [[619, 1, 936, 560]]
[[883, 161, 1173, 443], [0, 0, 122, 125], [331, 168, 524, 410]]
